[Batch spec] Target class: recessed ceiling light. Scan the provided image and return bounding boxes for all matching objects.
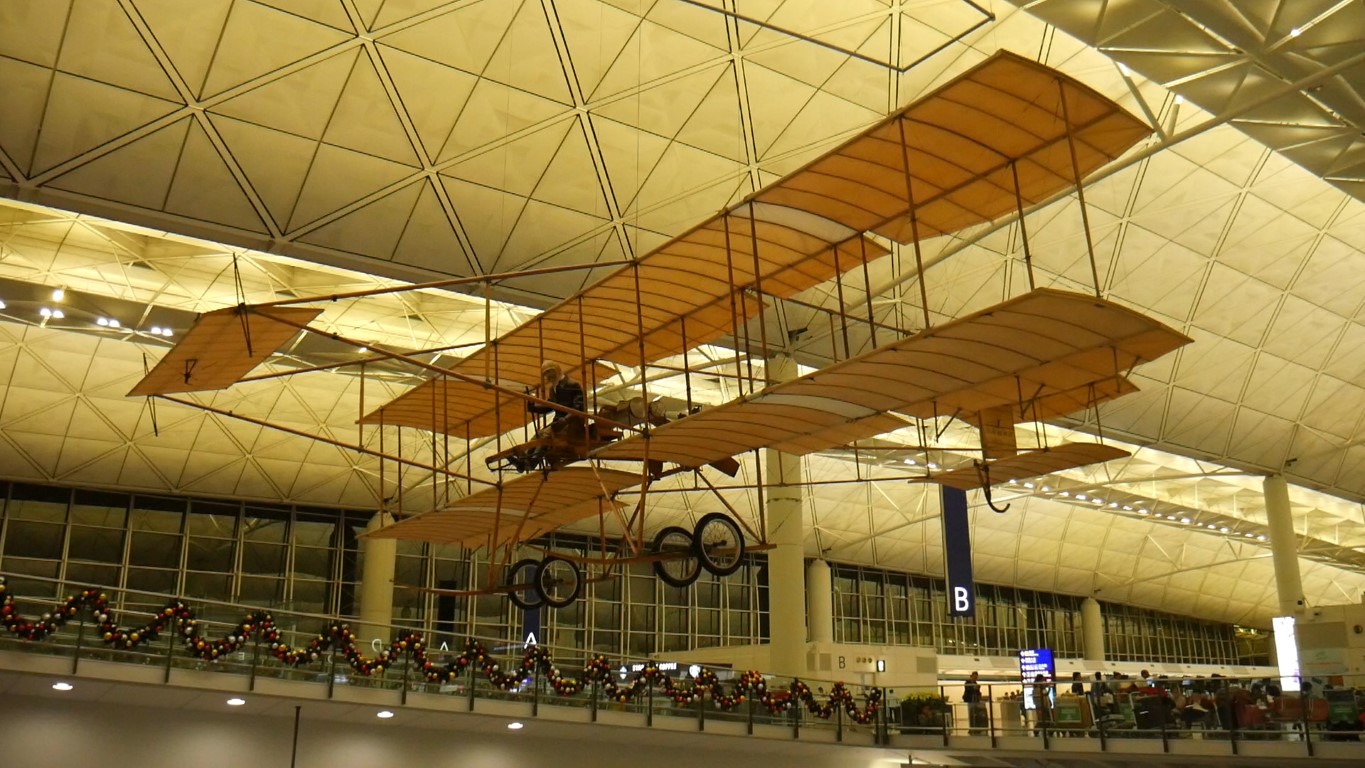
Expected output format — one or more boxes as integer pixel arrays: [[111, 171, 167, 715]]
[[376, 710, 394, 719], [227, 698, 246, 706], [507, 722, 524, 730], [52, 682, 73, 691]]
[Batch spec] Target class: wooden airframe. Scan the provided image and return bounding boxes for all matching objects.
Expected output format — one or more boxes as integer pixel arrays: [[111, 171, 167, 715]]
[[127, 51, 1176, 605]]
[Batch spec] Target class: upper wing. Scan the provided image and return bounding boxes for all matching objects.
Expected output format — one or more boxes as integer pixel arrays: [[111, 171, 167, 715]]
[[362, 51, 1150, 439], [593, 289, 1190, 468], [362, 467, 640, 547]]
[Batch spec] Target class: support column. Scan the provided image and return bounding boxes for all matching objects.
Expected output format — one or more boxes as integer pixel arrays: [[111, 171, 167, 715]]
[[766, 354, 807, 677], [1264, 474, 1305, 616], [358, 510, 398, 644], [1080, 596, 1105, 663], [806, 559, 833, 644]]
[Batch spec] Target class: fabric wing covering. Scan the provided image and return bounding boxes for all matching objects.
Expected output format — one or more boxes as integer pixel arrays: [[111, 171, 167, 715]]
[[926, 442, 1133, 490], [127, 306, 322, 396], [594, 289, 1192, 469], [362, 50, 1150, 440], [363, 467, 640, 547]]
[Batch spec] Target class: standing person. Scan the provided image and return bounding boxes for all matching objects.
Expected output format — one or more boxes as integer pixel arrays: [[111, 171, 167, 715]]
[[963, 671, 987, 734], [1032, 673, 1054, 735]]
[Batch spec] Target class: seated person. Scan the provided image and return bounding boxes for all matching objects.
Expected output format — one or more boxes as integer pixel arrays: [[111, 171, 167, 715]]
[[528, 360, 585, 437], [506, 361, 585, 472]]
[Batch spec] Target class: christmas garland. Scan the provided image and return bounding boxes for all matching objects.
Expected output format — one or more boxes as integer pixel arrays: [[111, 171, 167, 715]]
[[0, 577, 880, 723]]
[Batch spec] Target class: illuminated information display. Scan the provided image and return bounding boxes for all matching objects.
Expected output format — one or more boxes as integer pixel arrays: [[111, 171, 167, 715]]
[[1018, 648, 1055, 710]]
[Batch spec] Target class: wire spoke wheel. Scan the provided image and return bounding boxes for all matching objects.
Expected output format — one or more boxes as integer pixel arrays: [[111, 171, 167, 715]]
[[535, 555, 583, 608], [651, 526, 700, 587], [692, 512, 744, 576], [505, 558, 544, 610]]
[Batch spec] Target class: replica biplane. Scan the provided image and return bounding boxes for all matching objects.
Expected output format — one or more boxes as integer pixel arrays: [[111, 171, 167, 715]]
[[127, 51, 1190, 610]]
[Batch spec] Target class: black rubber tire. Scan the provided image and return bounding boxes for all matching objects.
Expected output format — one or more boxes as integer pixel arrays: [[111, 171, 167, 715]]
[[692, 512, 744, 576], [651, 526, 701, 588], [535, 555, 583, 608], [506, 558, 544, 610]]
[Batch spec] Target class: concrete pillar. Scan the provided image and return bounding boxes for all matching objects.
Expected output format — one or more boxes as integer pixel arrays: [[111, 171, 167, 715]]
[[1080, 596, 1105, 662], [765, 354, 807, 677], [806, 559, 833, 644], [358, 510, 397, 643], [1264, 474, 1305, 616]]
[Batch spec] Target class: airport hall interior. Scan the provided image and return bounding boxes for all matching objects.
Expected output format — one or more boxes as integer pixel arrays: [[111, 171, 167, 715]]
[[2, 1, 1365, 766]]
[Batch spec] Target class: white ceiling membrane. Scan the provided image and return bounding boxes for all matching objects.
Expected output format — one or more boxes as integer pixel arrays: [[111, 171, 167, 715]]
[[2, 2, 1365, 629]]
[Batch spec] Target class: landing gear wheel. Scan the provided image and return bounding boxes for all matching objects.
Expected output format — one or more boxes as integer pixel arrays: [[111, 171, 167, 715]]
[[693, 512, 744, 576], [506, 558, 544, 610], [651, 526, 701, 588], [535, 555, 582, 608]]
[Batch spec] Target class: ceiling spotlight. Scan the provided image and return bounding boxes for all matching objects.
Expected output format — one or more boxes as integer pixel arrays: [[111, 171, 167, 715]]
[[109, 319, 120, 328], [1155, 513, 1164, 519], [40, 307, 52, 317], [1058, 491, 1069, 498], [1180, 517, 1191, 524], [1076, 494, 1087, 501], [1041, 486, 1051, 493], [52, 309, 64, 319], [1122, 506, 1132, 511], [1207, 524, 1216, 529], [226, 698, 246, 706], [1244, 533, 1254, 538], [96, 317, 108, 326], [1290, 27, 1301, 37], [1137, 508, 1148, 515], [1008, 479, 1018, 485], [1257, 535, 1266, 541], [357, 346, 369, 353], [1220, 527, 1229, 533], [927, 462, 939, 470], [376, 710, 394, 719], [1023, 482, 1034, 489], [0, 299, 7, 309], [52, 682, 73, 691], [52, 288, 65, 302], [160, 327, 173, 337], [1092, 498, 1103, 505], [903, 458, 914, 466], [507, 722, 524, 731]]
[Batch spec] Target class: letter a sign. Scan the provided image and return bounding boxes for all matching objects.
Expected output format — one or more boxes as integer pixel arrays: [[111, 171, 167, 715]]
[[941, 486, 976, 617]]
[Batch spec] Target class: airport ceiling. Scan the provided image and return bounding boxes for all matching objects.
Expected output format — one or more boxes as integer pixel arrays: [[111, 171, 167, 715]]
[[1, 0, 1365, 628]]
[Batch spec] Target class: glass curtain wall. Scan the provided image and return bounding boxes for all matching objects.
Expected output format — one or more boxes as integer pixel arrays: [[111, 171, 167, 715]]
[[829, 563, 1242, 665], [0, 480, 1244, 664]]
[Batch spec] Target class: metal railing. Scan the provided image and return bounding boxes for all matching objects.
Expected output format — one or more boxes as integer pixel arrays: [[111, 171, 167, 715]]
[[3, 573, 1363, 757]]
